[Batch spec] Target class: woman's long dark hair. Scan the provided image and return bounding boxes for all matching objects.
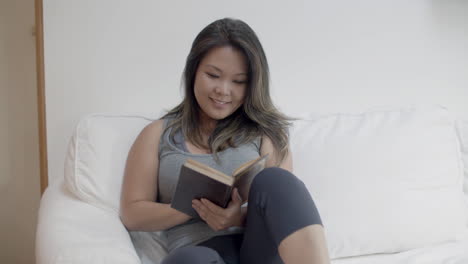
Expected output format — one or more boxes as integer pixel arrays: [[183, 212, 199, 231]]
[[162, 18, 292, 164]]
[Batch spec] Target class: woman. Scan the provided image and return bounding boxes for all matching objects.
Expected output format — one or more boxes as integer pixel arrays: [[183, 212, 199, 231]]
[[120, 18, 330, 264]]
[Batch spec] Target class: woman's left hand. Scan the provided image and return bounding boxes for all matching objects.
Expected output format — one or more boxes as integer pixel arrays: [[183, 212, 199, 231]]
[[192, 188, 244, 231]]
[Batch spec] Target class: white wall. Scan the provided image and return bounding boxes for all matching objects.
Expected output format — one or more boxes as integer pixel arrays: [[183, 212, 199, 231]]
[[0, 0, 41, 263], [43, 0, 468, 184]]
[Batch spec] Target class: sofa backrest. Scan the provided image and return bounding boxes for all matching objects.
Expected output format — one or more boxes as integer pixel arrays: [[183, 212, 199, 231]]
[[289, 105, 468, 258]]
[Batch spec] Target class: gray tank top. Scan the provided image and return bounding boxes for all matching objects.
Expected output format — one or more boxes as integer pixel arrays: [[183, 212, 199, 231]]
[[155, 117, 261, 252]]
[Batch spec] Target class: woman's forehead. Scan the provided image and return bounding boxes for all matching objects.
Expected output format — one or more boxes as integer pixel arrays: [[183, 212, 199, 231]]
[[200, 46, 248, 74]]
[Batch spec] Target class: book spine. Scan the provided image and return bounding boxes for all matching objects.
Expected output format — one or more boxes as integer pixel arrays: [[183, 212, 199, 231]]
[[222, 187, 233, 208]]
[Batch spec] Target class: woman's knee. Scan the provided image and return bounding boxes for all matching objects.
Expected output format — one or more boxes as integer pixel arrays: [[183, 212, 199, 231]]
[[251, 167, 304, 194], [161, 246, 224, 264]]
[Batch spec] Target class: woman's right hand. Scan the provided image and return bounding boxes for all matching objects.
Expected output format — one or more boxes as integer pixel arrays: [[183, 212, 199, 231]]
[[192, 188, 245, 231]]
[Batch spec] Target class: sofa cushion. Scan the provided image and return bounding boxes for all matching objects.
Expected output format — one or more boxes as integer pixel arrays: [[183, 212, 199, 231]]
[[64, 113, 158, 214], [290, 105, 468, 259]]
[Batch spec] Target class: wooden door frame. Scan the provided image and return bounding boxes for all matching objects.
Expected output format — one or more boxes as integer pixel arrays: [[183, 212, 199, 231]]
[[35, 0, 48, 195]]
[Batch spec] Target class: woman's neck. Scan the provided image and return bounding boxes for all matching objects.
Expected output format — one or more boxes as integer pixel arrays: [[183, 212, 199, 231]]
[[198, 112, 217, 140]]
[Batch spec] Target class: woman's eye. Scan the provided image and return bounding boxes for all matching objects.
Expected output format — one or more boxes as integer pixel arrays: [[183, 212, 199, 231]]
[[233, 80, 247, 85], [206, 73, 219, 78]]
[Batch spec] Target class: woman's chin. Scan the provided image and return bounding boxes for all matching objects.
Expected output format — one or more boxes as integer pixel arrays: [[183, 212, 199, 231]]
[[205, 110, 232, 121]]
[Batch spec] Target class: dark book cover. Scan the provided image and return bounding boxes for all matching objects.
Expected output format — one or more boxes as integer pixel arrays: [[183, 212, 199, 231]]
[[233, 157, 266, 203], [170, 154, 268, 218], [170, 165, 233, 218]]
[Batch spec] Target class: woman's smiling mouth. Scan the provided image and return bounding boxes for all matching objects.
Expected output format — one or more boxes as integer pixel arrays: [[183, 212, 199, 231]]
[[211, 98, 231, 105]]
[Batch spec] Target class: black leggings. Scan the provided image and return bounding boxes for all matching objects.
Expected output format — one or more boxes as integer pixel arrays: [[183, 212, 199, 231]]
[[161, 167, 323, 264]]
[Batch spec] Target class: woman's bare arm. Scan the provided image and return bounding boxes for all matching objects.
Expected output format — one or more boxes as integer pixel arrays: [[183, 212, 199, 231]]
[[260, 135, 293, 172], [120, 120, 191, 231]]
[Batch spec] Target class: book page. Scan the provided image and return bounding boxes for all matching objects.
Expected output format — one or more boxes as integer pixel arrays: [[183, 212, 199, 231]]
[[232, 154, 268, 176], [185, 159, 234, 186], [233, 154, 268, 203]]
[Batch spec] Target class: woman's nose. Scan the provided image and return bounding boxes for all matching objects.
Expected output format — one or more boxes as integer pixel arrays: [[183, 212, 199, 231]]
[[215, 81, 230, 95]]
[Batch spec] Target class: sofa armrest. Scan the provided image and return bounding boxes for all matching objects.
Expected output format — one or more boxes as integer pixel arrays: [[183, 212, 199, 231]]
[[36, 181, 141, 264]]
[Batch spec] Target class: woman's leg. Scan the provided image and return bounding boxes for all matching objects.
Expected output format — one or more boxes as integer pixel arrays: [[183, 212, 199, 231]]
[[278, 224, 330, 264], [196, 234, 243, 264], [160, 245, 226, 264], [240, 167, 330, 264]]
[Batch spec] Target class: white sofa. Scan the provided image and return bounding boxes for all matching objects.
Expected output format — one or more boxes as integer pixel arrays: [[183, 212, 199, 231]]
[[36, 105, 468, 264]]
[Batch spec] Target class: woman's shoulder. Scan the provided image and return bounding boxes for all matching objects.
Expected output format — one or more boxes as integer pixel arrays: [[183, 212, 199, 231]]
[[146, 118, 165, 130], [137, 119, 166, 143]]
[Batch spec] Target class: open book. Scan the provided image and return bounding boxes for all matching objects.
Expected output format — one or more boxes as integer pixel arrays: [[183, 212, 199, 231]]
[[170, 154, 269, 218]]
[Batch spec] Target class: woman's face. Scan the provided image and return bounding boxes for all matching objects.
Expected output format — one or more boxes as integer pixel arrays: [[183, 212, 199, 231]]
[[194, 45, 248, 123]]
